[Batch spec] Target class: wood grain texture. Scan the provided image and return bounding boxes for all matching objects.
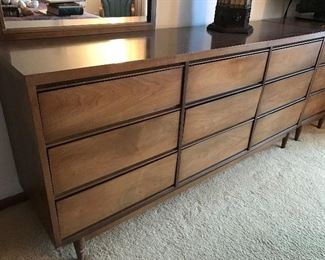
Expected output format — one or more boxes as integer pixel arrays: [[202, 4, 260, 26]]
[[179, 122, 252, 181], [303, 91, 325, 119], [267, 41, 321, 80], [252, 101, 305, 145], [186, 52, 267, 102], [57, 154, 177, 238], [259, 71, 313, 114], [49, 112, 179, 195], [39, 68, 182, 143], [311, 66, 325, 93], [183, 88, 261, 144]]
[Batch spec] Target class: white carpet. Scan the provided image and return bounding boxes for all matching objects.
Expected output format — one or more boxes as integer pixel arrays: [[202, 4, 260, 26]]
[[0, 125, 324, 260]]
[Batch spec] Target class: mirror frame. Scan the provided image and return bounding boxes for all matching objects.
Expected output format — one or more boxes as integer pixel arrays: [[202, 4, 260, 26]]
[[0, 0, 156, 40]]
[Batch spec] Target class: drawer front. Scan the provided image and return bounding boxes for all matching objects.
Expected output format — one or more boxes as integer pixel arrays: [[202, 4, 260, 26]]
[[187, 52, 267, 102], [252, 102, 305, 145], [311, 66, 325, 93], [303, 91, 325, 120], [183, 87, 261, 144], [259, 71, 312, 115], [267, 41, 321, 80], [57, 154, 177, 238], [39, 68, 182, 143], [267, 42, 322, 79], [49, 112, 179, 195], [179, 122, 252, 181]]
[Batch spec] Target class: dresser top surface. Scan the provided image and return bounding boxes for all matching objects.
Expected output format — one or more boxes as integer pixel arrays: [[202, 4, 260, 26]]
[[1, 18, 325, 78]]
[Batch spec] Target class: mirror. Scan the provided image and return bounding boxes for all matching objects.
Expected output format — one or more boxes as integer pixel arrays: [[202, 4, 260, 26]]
[[0, 0, 156, 38]]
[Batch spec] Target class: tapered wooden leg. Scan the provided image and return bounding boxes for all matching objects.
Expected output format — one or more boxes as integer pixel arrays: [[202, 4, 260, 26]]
[[295, 126, 303, 141], [73, 238, 86, 260], [318, 118, 325, 129], [281, 133, 290, 149]]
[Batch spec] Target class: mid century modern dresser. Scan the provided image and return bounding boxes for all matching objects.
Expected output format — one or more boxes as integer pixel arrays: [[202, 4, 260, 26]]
[[0, 19, 325, 259]]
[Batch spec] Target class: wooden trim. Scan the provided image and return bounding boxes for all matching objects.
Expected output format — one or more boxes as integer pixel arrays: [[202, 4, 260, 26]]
[[0, 192, 28, 211], [55, 149, 178, 200], [186, 83, 262, 108], [272, 38, 323, 50], [46, 107, 181, 148], [37, 64, 184, 93], [189, 49, 268, 66], [0, 0, 157, 40], [175, 62, 189, 187], [264, 67, 314, 85], [298, 37, 325, 126], [248, 47, 273, 149]]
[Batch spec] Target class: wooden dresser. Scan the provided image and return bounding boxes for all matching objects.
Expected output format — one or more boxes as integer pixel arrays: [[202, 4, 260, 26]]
[[0, 19, 325, 259]]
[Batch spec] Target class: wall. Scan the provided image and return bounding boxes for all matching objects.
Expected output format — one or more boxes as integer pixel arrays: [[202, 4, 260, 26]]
[[0, 105, 22, 200], [0, 0, 288, 200], [156, 0, 286, 28]]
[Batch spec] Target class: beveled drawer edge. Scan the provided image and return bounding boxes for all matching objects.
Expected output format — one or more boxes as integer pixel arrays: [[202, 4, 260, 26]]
[[37, 64, 184, 93], [189, 49, 268, 66], [250, 125, 297, 149], [258, 97, 306, 119], [55, 149, 178, 201], [272, 38, 323, 51], [182, 119, 254, 150], [310, 87, 325, 97], [182, 120, 254, 150], [46, 107, 181, 149], [264, 67, 314, 86], [186, 83, 262, 109], [301, 110, 325, 125], [257, 98, 306, 120]]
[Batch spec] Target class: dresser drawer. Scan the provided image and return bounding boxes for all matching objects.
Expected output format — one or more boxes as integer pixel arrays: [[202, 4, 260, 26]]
[[311, 66, 325, 93], [187, 52, 267, 102], [179, 122, 252, 181], [57, 154, 177, 238], [49, 112, 179, 195], [259, 71, 312, 115], [252, 102, 305, 145], [183, 87, 261, 144], [39, 68, 182, 143], [303, 91, 325, 120], [267, 41, 321, 80]]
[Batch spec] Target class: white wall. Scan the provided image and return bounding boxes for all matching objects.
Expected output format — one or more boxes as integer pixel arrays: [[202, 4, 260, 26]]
[[156, 0, 286, 28], [0, 0, 287, 200], [0, 104, 22, 200]]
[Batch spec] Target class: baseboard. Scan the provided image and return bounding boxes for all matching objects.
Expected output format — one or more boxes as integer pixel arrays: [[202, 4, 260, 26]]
[[0, 192, 28, 211]]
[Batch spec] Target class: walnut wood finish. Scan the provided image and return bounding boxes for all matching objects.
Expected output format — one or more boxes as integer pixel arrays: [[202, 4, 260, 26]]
[[49, 112, 179, 195], [302, 91, 325, 120], [259, 71, 313, 115], [73, 238, 85, 260], [57, 154, 177, 237], [267, 41, 321, 80], [183, 88, 261, 144], [186, 52, 267, 102], [179, 122, 252, 181], [39, 68, 182, 143], [1, 19, 325, 257], [311, 66, 325, 93], [252, 102, 305, 146]]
